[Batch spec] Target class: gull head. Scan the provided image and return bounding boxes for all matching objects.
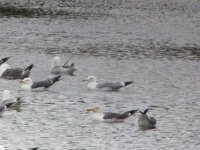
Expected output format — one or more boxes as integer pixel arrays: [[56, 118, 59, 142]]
[[52, 56, 61, 68], [18, 78, 33, 86], [16, 97, 23, 105], [83, 76, 96, 83], [86, 106, 102, 113], [2, 90, 12, 100]]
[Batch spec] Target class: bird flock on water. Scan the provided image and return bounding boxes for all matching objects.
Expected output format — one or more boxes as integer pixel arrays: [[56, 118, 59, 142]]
[[0, 56, 156, 149]]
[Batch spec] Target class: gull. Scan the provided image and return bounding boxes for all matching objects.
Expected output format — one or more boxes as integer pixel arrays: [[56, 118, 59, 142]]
[[138, 108, 156, 129], [3, 97, 23, 112], [0, 63, 34, 79], [86, 106, 138, 123], [1, 90, 23, 112], [83, 76, 133, 91], [18, 75, 61, 90], [51, 56, 78, 75]]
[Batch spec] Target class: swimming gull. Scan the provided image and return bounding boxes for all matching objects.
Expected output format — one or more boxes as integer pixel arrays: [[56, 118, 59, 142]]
[[4, 97, 23, 112], [0, 56, 10, 66], [138, 108, 156, 129], [51, 56, 78, 75], [18, 75, 62, 90], [1, 90, 23, 112], [83, 76, 133, 91], [86, 106, 138, 123], [0, 63, 34, 79]]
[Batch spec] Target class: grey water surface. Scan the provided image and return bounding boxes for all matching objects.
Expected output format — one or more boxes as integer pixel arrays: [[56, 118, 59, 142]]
[[0, 0, 200, 149]]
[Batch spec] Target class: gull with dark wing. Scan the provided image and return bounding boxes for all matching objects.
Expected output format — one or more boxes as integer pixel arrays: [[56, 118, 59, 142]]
[[138, 108, 156, 129], [18, 75, 62, 90], [1, 90, 23, 112], [86, 106, 138, 123], [0, 63, 34, 79], [83, 76, 133, 91], [0, 56, 10, 66], [4, 97, 23, 112], [51, 56, 78, 75]]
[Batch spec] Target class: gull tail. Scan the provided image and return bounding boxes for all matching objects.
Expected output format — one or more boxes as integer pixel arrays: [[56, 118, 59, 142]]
[[52, 75, 62, 84], [139, 108, 149, 114], [25, 64, 34, 71], [0, 56, 10, 64], [118, 109, 138, 119], [124, 81, 133, 86]]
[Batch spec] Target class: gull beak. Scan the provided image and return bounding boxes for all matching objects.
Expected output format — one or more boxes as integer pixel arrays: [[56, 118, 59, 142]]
[[18, 79, 24, 83], [82, 79, 88, 82], [86, 108, 94, 112], [15, 96, 23, 99]]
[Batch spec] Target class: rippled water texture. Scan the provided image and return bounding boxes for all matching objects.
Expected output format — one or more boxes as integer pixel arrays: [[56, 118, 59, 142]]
[[0, 0, 200, 149]]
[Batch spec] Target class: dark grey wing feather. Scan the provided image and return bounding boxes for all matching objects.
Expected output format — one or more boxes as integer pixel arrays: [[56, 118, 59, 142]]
[[31, 80, 52, 89], [103, 112, 119, 119], [31, 75, 61, 89], [103, 112, 130, 120], [1, 68, 22, 79], [29, 147, 39, 150], [97, 82, 123, 90], [0, 56, 10, 65], [4, 102, 15, 108], [116, 112, 131, 119], [1, 68, 30, 79], [1, 99, 13, 105]]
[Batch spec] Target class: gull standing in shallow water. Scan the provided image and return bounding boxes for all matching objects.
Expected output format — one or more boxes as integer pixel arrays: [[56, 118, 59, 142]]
[[18, 75, 62, 90], [83, 76, 133, 91], [138, 108, 156, 129], [0, 63, 34, 79], [51, 56, 78, 75], [86, 106, 138, 123]]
